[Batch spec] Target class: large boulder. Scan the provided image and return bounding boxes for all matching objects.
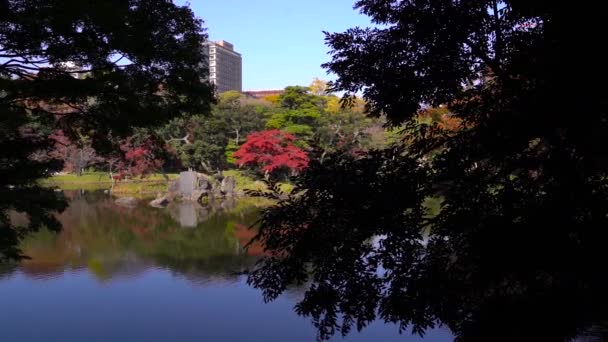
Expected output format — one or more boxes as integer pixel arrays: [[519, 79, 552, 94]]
[[115, 197, 138, 207], [220, 176, 236, 195], [178, 171, 198, 197]]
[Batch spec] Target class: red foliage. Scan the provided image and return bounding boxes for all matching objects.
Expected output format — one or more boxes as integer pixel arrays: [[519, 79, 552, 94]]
[[233, 129, 309, 174], [117, 136, 164, 177]]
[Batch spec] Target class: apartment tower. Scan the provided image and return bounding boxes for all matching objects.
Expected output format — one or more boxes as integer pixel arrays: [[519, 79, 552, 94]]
[[203, 40, 242, 94]]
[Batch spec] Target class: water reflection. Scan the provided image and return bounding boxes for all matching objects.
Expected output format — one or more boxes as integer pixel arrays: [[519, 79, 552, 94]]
[[13, 191, 263, 283], [0, 191, 454, 341]]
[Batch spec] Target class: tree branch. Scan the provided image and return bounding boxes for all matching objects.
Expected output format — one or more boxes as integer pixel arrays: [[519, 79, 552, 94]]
[[165, 134, 191, 144], [464, 38, 505, 80]]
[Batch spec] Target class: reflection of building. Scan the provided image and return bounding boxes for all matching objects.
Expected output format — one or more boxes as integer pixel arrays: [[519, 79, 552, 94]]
[[203, 40, 242, 94]]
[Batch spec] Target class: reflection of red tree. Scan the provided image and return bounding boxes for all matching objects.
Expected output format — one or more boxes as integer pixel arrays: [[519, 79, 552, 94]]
[[131, 225, 150, 239], [21, 256, 73, 276], [233, 223, 269, 256]]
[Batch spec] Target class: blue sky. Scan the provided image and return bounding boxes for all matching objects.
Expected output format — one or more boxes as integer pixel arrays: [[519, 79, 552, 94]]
[[175, 1, 372, 90]]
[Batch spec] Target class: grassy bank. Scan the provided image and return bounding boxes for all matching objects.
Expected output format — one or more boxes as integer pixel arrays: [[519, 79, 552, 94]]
[[40, 172, 111, 190], [41, 172, 178, 195], [223, 170, 294, 194], [41, 170, 294, 197]]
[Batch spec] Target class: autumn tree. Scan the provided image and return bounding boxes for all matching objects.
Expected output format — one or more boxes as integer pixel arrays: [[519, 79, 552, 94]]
[[0, 0, 213, 260], [117, 135, 165, 178], [49, 130, 100, 176], [248, 1, 606, 341], [234, 130, 308, 179], [309, 77, 329, 96]]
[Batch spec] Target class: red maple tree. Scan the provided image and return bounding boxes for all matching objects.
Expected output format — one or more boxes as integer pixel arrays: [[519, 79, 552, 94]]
[[233, 129, 309, 176], [116, 136, 164, 179]]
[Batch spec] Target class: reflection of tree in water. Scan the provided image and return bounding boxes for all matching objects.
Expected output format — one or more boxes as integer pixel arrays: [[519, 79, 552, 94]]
[[16, 191, 263, 284], [0, 263, 18, 280]]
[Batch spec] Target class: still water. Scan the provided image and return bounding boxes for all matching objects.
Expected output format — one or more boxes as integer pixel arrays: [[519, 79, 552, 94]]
[[0, 191, 453, 341]]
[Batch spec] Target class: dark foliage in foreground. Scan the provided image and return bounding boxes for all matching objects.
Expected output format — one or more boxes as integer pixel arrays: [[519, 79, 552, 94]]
[[0, 0, 213, 261], [248, 1, 608, 341]]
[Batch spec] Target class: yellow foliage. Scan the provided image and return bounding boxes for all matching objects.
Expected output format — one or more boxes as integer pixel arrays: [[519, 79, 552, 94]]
[[325, 96, 341, 114], [309, 77, 329, 96], [263, 94, 280, 104]]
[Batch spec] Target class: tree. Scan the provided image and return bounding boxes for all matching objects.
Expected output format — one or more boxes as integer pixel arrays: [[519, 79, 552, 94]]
[[0, 0, 213, 260], [315, 107, 377, 162], [265, 86, 326, 141], [118, 134, 165, 178], [309, 77, 329, 96], [278, 86, 324, 111], [265, 86, 385, 155], [234, 130, 308, 179], [216, 91, 268, 146], [266, 107, 321, 139], [159, 92, 266, 172], [49, 130, 100, 176], [248, 1, 606, 341]]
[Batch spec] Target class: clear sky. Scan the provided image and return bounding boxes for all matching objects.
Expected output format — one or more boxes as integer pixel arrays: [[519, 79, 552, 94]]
[[175, 0, 372, 90]]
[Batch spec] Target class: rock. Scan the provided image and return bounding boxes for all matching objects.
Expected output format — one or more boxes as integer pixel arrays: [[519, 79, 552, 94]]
[[168, 180, 179, 193], [149, 195, 170, 208], [198, 177, 212, 191], [213, 172, 225, 182], [273, 193, 289, 201], [179, 171, 198, 197], [115, 197, 138, 207], [190, 189, 206, 202], [212, 186, 224, 198], [220, 176, 236, 195]]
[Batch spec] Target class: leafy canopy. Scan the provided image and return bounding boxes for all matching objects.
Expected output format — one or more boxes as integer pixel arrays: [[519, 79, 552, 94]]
[[0, 0, 213, 260], [248, 1, 606, 341], [158, 91, 267, 171]]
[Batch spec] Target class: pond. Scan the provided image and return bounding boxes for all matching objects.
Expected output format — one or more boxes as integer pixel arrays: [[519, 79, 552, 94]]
[[0, 191, 453, 341]]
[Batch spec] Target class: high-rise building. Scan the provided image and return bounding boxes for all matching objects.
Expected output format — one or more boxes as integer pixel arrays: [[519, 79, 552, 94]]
[[203, 40, 242, 94]]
